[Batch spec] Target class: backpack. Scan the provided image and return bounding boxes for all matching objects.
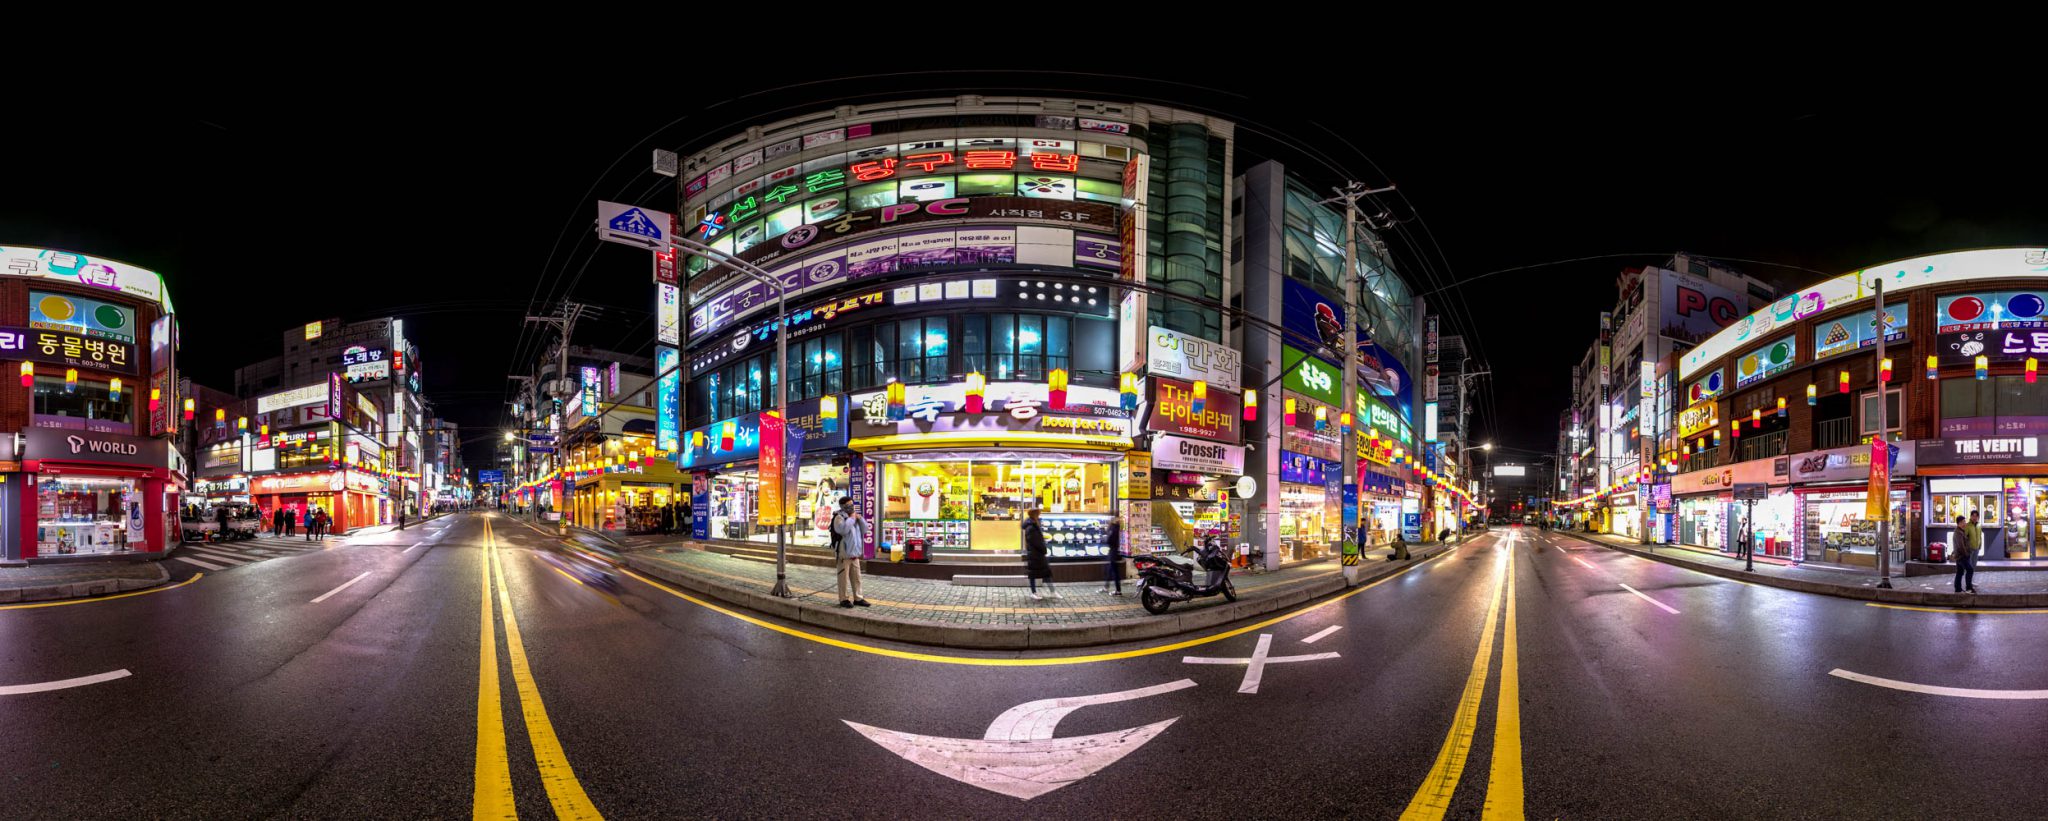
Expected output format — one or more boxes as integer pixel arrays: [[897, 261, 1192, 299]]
[[829, 511, 844, 551]]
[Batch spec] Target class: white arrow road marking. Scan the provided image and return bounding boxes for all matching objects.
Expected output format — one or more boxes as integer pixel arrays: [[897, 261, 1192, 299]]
[[1183, 633, 1341, 694], [1302, 625, 1343, 644], [0, 669, 130, 696], [1619, 583, 1681, 615], [844, 678, 1196, 800], [1831, 669, 2048, 699]]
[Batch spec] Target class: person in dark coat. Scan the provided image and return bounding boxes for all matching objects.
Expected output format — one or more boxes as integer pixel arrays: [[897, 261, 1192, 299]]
[[215, 505, 230, 541], [659, 503, 674, 535], [1022, 508, 1059, 601], [1099, 519, 1124, 596]]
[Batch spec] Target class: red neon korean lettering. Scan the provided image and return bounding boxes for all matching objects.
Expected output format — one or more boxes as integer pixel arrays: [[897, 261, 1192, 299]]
[[851, 159, 898, 182], [1029, 152, 1080, 172], [902, 152, 954, 173], [963, 150, 1017, 170]]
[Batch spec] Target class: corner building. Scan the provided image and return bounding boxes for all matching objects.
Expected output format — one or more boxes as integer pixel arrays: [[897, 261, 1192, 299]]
[[671, 95, 1426, 577]]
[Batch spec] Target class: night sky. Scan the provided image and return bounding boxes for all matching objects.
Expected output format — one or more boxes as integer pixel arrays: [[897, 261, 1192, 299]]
[[9, 68, 2038, 474]]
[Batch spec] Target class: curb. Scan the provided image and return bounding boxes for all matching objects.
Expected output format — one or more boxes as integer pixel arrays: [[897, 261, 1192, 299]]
[[620, 544, 1448, 650], [1552, 531, 2048, 608], [0, 562, 171, 605]]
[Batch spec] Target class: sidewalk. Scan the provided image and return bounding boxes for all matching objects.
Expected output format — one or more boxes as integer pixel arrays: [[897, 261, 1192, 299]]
[[0, 560, 170, 604], [621, 540, 1456, 649], [1554, 529, 2048, 607]]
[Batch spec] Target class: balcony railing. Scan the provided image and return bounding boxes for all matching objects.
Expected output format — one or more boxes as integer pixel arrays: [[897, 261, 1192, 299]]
[[1815, 417, 1856, 450], [1738, 430, 1789, 463]]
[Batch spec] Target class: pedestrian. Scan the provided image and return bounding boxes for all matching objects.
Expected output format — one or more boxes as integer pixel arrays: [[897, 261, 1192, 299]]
[[1959, 511, 1982, 593], [285, 507, 296, 537], [1099, 518, 1124, 596], [1957, 511, 1974, 589], [830, 496, 869, 609], [271, 506, 284, 537], [659, 502, 674, 536], [1022, 507, 1059, 600], [316, 508, 330, 540], [398, 510, 407, 531], [214, 504, 229, 542], [304, 506, 316, 541]]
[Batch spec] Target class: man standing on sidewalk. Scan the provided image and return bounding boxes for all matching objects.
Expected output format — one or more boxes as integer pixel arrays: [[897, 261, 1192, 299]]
[[831, 497, 869, 609], [1953, 514, 1977, 593]]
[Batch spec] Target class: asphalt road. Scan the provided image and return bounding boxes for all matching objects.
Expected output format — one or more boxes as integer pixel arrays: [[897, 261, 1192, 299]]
[[5, 513, 2046, 819]]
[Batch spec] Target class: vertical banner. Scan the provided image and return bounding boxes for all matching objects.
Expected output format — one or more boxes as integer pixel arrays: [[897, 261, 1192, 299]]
[[581, 365, 600, 416], [851, 455, 876, 547], [327, 372, 343, 420], [656, 346, 681, 452], [1867, 438, 1892, 519], [756, 411, 785, 526], [1118, 153, 1149, 283], [657, 282, 682, 345], [782, 423, 804, 525], [1424, 316, 1439, 363], [691, 473, 710, 539], [608, 362, 621, 398]]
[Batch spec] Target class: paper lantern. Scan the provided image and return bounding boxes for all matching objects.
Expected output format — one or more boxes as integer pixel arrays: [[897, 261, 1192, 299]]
[[1713, 428, 1722, 445], [719, 419, 736, 451], [1314, 405, 1327, 432], [820, 395, 840, 431], [108, 377, 122, 401], [1189, 379, 1207, 416], [150, 387, 161, 412], [1776, 396, 1786, 418], [1806, 383, 1817, 406], [886, 379, 907, 421], [259, 424, 269, 436], [65, 368, 78, 394], [1731, 419, 1741, 439], [1976, 355, 1990, 380], [17, 362, 29, 388], [1926, 355, 1939, 380], [1242, 389, 1258, 422], [1340, 411, 1352, 437], [1752, 409, 1761, 428], [214, 408, 226, 428], [1879, 357, 1893, 383], [1284, 397, 1297, 427], [1047, 368, 1070, 411], [691, 430, 705, 450], [1838, 371, 1850, 393], [2028, 357, 2039, 384], [237, 416, 247, 432], [1118, 372, 1138, 412], [964, 372, 986, 415]]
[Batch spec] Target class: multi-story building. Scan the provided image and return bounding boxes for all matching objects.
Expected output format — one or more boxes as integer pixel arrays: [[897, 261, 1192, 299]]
[[506, 346, 686, 532], [653, 95, 1434, 579], [1578, 247, 2046, 569], [0, 246, 184, 563]]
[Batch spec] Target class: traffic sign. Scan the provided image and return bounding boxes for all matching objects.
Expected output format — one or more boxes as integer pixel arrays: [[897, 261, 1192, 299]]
[[596, 201, 673, 249], [478, 470, 503, 484]]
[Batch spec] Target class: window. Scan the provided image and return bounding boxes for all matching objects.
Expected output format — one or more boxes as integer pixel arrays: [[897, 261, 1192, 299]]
[[1858, 389, 1903, 435], [32, 375, 132, 426]]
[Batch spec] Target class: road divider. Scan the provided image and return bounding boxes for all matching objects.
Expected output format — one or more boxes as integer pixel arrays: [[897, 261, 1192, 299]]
[[1403, 539, 1519, 820], [485, 519, 605, 820]]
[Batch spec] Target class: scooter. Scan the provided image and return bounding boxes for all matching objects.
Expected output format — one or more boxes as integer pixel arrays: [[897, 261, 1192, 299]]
[[1133, 536, 1236, 615]]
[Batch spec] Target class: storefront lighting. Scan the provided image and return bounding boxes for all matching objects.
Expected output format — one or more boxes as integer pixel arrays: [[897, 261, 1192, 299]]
[[1926, 354, 1939, 380], [2029, 357, 2039, 384], [1242, 389, 1258, 422], [1976, 355, 1990, 380], [1878, 357, 1893, 383], [1314, 405, 1327, 432], [1806, 383, 1817, 406], [1117, 371, 1137, 412], [1284, 397, 1297, 427], [64, 368, 77, 393], [1188, 379, 1205, 416], [964, 372, 986, 415], [1838, 370, 1850, 393]]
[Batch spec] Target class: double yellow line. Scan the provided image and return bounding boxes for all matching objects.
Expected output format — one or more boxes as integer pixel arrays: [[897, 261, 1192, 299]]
[[476, 518, 604, 820], [1401, 534, 1522, 820]]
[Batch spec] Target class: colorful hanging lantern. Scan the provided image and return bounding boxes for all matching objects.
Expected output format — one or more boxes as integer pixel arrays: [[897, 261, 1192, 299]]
[[1284, 397, 1297, 427], [1976, 355, 1990, 380], [1713, 428, 1722, 445], [1048, 368, 1071, 411], [150, 387, 162, 413], [1838, 370, 1850, 393], [1806, 383, 1817, 406], [64, 368, 78, 394], [691, 430, 706, 450], [237, 416, 247, 432], [1314, 405, 1328, 432], [214, 408, 225, 428], [886, 379, 907, 421], [259, 424, 269, 436], [1118, 372, 1138, 412], [719, 419, 736, 452], [17, 362, 30, 388], [1926, 355, 1939, 380], [1340, 411, 1352, 437], [964, 372, 986, 415], [1731, 419, 1741, 439], [1682, 444, 1691, 456], [1776, 396, 1787, 418], [1242, 389, 1258, 422], [2028, 357, 2039, 384], [820, 395, 840, 432], [1879, 357, 1893, 383], [1752, 408, 1761, 428]]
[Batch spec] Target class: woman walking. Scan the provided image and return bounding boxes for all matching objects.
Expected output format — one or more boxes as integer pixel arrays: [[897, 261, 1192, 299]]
[[1023, 508, 1059, 601]]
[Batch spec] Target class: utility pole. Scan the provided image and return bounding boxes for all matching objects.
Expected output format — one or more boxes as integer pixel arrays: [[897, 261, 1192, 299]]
[[1873, 276, 1893, 589], [525, 302, 586, 538], [1325, 182, 1394, 582], [1457, 362, 1490, 532]]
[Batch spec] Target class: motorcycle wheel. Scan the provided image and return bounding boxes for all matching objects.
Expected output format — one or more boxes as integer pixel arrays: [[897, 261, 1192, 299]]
[[1223, 580, 1238, 602], [1140, 586, 1172, 615]]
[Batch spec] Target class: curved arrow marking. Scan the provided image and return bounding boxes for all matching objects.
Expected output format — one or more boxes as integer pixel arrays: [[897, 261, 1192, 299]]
[[846, 678, 1196, 800], [1830, 668, 2048, 700], [0, 669, 131, 696]]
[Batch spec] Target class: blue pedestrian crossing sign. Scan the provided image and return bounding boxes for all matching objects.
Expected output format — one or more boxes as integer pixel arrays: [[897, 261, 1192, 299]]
[[596, 201, 673, 250]]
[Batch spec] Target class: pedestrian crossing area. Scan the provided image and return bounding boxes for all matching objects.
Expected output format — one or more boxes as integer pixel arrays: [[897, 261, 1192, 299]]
[[169, 535, 341, 572]]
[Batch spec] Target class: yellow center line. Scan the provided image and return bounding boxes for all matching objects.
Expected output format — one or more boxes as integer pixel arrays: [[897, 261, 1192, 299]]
[[475, 525, 516, 819], [617, 539, 1467, 667], [487, 519, 605, 820], [1866, 603, 2048, 614], [0, 571, 203, 610], [1484, 537, 1523, 821], [1401, 542, 1508, 821]]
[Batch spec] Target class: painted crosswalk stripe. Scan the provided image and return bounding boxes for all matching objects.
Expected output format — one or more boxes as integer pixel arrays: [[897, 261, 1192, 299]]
[[310, 571, 373, 604], [173, 556, 227, 571], [179, 549, 249, 565]]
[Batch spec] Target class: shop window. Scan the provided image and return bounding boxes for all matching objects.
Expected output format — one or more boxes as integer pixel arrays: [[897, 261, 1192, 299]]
[[1938, 376, 2044, 433], [32, 375, 132, 427], [968, 313, 1071, 381], [879, 459, 1112, 557], [38, 476, 143, 555]]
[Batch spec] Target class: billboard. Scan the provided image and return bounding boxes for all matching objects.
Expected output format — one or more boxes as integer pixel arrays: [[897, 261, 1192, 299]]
[[1656, 267, 1750, 345], [657, 346, 680, 451], [1281, 278, 1346, 356], [1813, 302, 1908, 362], [1147, 325, 1241, 393], [1281, 345, 1342, 408], [30, 291, 135, 342], [0, 246, 173, 312], [1147, 377, 1240, 442]]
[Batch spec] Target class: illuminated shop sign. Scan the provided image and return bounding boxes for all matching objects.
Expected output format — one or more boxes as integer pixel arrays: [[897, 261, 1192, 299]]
[[1280, 452, 1336, 485], [1812, 302, 1907, 361], [252, 471, 345, 494], [1681, 248, 2048, 378], [342, 345, 390, 383], [30, 291, 134, 342], [1147, 377, 1240, 442], [658, 283, 681, 346], [690, 196, 1116, 300], [1677, 402, 1720, 438], [688, 223, 1120, 343], [581, 366, 601, 416], [1937, 291, 2047, 333], [1147, 326, 1242, 393], [0, 326, 137, 373], [1915, 436, 2041, 466], [1282, 345, 1340, 408], [0, 246, 174, 312], [1685, 369, 1725, 404], [690, 138, 1122, 210], [849, 383, 1127, 430], [1940, 329, 2048, 364], [1733, 335, 1796, 389]]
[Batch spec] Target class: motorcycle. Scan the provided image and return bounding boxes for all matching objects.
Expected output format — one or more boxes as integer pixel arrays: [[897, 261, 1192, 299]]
[[1134, 537, 1237, 615]]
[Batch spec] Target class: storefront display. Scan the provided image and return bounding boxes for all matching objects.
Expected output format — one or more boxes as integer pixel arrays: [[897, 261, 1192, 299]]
[[1928, 478, 2012, 559], [1799, 489, 1909, 566], [1678, 496, 1727, 552], [37, 476, 143, 555], [1279, 481, 1334, 562], [878, 457, 1114, 558], [21, 428, 176, 557]]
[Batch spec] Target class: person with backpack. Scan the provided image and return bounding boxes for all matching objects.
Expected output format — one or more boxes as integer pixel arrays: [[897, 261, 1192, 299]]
[[830, 496, 869, 609]]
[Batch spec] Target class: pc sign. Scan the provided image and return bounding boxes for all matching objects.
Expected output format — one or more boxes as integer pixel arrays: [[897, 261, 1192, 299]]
[[596, 201, 674, 250]]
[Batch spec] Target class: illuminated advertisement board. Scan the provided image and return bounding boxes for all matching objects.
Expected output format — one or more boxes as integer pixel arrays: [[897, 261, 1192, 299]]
[[1147, 325, 1242, 393], [0, 246, 174, 312], [1734, 335, 1797, 389], [1812, 303, 1907, 362], [30, 291, 134, 341], [0, 327, 136, 374], [1936, 290, 2048, 364], [657, 283, 681, 345], [656, 346, 680, 452], [1146, 377, 1240, 442], [581, 366, 600, 417]]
